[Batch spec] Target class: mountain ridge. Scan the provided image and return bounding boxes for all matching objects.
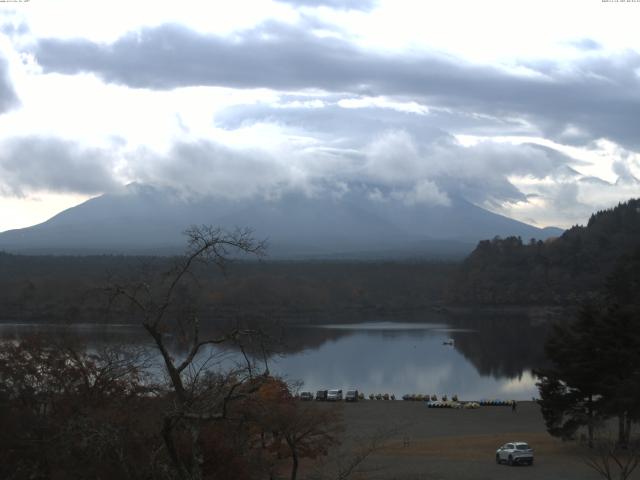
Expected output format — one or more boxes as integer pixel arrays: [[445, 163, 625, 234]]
[[0, 183, 563, 258]]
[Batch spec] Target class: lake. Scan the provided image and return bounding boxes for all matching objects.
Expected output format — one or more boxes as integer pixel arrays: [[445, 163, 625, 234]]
[[0, 311, 551, 401]]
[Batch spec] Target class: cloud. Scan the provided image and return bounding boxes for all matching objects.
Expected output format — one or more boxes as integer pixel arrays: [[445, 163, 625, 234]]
[[119, 133, 460, 209], [0, 54, 19, 114], [0, 122, 627, 228], [124, 139, 308, 200], [403, 180, 451, 207], [317, 129, 580, 208], [31, 21, 640, 150], [613, 159, 639, 184], [34, 21, 496, 95], [0, 137, 119, 196], [567, 38, 602, 51], [214, 95, 538, 153], [276, 0, 377, 10], [4, 17, 638, 228], [0, 19, 29, 38], [117, 125, 588, 212], [498, 152, 640, 228]]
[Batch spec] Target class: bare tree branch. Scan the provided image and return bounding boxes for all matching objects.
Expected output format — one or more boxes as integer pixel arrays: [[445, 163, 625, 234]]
[[103, 225, 268, 480], [584, 438, 640, 480]]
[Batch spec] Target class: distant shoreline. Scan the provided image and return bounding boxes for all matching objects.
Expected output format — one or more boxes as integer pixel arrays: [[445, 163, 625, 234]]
[[0, 304, 569, 326]]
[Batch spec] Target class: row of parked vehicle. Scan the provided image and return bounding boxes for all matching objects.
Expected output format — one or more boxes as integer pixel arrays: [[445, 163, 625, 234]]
[[299, 389, 362, 402], [480, 399, 516, 406], [402, 394, 459, 402], [427, 401, 480, 409]]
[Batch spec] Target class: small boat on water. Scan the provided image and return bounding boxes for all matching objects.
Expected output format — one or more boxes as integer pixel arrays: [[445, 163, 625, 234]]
[[442, 339, 454, 346]]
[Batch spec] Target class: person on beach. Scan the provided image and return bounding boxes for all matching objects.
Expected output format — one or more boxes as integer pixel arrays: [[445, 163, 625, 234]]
[[512, 400, 517, 413]]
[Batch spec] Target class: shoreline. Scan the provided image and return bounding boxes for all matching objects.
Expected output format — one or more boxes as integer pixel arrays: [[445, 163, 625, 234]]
[[0, 303, 569, 326]]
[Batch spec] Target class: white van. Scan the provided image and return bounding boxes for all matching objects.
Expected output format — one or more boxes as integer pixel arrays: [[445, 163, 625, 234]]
[[327, 389, 343, 401]]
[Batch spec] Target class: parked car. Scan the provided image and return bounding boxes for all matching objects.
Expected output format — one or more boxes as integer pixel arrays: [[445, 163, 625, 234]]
[[496, 442, 534, 466], [315, 390, 328, 401], [327, 389, 343, 401], [345, 390, 359, 402], [300, 391, 314, 401]]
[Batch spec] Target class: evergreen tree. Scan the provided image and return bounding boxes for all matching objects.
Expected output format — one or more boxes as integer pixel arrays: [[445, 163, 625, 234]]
[[537, 297, 640, 447], [535, 302, 603, 447]]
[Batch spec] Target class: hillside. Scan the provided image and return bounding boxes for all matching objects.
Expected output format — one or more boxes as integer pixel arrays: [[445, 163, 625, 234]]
[[445, 198, 640, 305], [0, 183, 561, 259]]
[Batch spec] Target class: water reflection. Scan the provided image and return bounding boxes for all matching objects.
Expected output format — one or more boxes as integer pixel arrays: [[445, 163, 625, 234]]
[[0, 311, 551, 400], [447, 311, 551, 379], [272, 318, 545, 400]]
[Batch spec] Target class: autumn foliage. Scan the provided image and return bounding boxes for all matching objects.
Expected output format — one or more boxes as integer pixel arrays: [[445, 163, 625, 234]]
[[0, 336, 160, 479], [0, 339, 341, 479]]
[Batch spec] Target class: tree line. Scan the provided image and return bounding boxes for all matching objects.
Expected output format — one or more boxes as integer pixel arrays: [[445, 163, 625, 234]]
[[0, 251, 455, 325], [446, 198, 640, 306]]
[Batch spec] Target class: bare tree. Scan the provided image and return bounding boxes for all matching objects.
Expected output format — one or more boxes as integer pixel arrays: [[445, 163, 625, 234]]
[[282, 403, 343, 480], [308, 426, 401, 480], [108, 226, 268, 480], [584, 438, 640, 480]]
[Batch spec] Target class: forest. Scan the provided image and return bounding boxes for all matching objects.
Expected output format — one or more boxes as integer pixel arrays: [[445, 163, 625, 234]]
[[0, 250, 455, 325], [446, 199, 640, 306]]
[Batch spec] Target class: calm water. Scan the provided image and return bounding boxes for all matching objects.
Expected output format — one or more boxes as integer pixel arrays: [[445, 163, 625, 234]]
[[0, 313, 550, 400]]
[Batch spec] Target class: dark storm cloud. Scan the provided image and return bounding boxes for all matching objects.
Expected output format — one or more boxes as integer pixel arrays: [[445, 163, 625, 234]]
[[0, 137, 119, 196], [33, 21, 640, 150], [276, 0, 376, 10], [35, 22, 392, 91], [0, 54, 19, 114]]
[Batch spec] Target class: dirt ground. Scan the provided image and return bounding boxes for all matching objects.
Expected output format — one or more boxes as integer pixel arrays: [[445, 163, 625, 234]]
[[309, 400, 639, 480]]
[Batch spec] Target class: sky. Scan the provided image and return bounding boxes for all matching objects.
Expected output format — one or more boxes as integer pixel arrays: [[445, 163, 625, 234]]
[[0, 0, 639, 232]]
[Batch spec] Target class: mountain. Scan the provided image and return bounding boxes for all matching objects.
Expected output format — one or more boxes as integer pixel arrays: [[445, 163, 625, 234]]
[[0, 184, 562, 258], [446, 198, 640, 305]]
